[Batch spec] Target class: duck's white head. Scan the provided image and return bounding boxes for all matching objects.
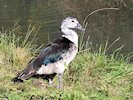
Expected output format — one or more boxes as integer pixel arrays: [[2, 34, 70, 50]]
[[61, 17, 85, 32], [61, 17, 85, 47]]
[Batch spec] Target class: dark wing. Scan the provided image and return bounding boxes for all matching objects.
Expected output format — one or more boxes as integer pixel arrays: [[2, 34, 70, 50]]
[[34, 37, 72, 67]]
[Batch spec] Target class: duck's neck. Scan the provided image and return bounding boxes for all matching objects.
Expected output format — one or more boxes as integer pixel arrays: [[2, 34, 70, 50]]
[[61, 26, 78, 47]]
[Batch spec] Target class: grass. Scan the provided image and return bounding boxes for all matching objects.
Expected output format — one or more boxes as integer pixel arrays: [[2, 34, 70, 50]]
[[0, 26, 133, 100]]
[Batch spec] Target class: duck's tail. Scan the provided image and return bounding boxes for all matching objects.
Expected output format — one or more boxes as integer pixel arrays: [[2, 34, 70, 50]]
[[13, 62, 35, 82]]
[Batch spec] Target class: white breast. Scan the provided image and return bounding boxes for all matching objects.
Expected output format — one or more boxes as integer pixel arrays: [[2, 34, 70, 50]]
[[62, 45, 78, 66]]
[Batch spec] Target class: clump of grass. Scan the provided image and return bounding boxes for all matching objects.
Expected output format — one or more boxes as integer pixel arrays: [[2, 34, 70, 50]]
[[0, 25, 41, 69], [0, 25, 42, 99]]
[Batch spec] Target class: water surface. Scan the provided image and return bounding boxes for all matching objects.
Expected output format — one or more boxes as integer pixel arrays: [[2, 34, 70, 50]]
[[0, 0, 133, 55]]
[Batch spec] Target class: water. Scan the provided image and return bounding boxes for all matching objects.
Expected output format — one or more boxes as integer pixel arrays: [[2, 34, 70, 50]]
[[0, 0, 133, 54]]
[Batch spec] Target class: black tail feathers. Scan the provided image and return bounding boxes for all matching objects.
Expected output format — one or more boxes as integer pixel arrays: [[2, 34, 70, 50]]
[[12, 77, 24, 83], [13, 63, 36, 83], [12, 70, 35, 83]]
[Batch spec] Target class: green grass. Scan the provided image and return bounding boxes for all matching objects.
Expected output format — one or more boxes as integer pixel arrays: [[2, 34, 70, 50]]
[[0, 26, 133, 100]]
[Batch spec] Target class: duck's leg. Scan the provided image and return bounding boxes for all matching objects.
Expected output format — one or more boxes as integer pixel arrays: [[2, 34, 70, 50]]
[[48, 78, 53, 87], [57, 73, 63, 90], [48, 73, 56, 87]]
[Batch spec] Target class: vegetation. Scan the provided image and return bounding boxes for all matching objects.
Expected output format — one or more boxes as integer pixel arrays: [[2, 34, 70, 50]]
[[0, 26, 133, 100]]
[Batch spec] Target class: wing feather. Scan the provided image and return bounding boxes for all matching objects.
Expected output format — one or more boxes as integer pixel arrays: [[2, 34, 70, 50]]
[[34, 37, 72, 67]]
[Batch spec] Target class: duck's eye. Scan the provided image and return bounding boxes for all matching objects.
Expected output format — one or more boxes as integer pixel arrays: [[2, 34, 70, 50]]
[[72, 20, 74, 22]]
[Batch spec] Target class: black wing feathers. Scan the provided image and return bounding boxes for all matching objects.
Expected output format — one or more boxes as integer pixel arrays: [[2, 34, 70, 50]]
[[36, 37, 72, 66]]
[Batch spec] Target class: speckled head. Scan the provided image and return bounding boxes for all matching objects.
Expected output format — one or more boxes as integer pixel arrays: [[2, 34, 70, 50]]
[[61, 17, 85, 32]]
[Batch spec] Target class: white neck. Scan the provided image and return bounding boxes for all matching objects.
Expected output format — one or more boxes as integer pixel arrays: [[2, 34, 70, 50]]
[[61, 26, 78, 47]]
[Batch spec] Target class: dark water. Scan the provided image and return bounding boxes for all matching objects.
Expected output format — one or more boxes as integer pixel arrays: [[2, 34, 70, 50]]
[[0, 0, 133, 54]]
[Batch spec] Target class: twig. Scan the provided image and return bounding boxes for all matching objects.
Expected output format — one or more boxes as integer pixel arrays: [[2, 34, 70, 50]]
[[83, 8, 120, 27]]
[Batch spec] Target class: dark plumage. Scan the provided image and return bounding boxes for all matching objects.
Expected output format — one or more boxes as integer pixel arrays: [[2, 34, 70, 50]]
[[39, 37, 74, 66], [13, 37, 73, 81]]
